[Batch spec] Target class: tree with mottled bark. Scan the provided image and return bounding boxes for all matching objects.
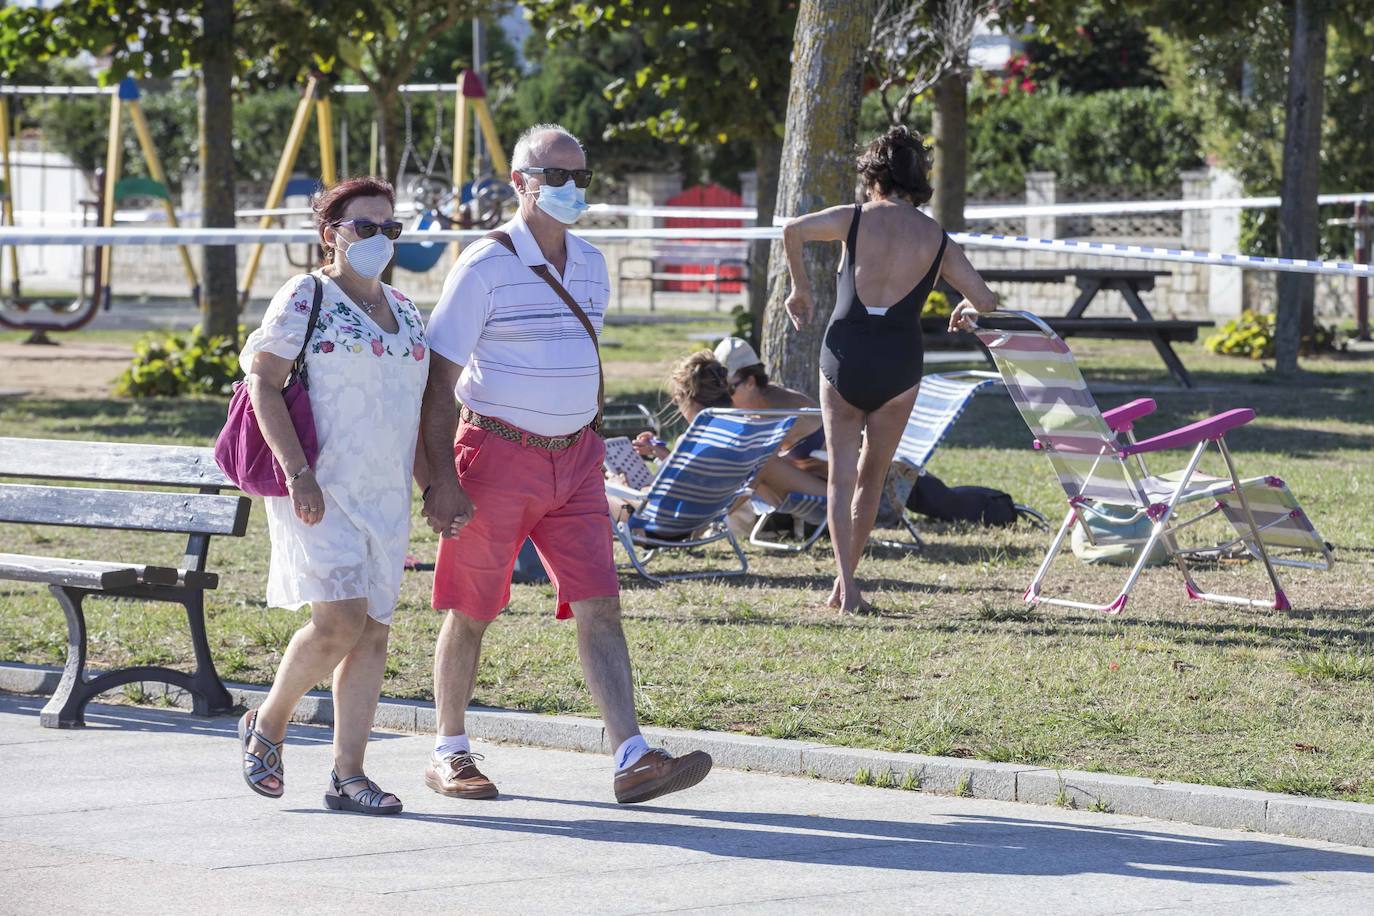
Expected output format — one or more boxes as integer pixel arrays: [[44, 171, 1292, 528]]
[[1275, 0, 1328, 376], [761, 0, 879, 397]]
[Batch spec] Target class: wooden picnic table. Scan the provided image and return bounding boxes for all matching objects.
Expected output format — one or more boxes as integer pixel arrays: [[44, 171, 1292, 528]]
[[941, 268, 1214, 388]]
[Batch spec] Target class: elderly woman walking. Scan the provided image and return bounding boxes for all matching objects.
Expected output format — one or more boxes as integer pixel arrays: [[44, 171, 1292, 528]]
[[234, 177, 431, 814]]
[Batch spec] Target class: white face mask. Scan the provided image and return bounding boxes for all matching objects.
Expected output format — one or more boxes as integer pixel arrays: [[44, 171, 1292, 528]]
[[339, 232, 394, 279]]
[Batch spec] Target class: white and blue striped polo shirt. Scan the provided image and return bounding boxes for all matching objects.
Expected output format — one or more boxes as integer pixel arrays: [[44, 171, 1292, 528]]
[[426, 214, 609, 437]]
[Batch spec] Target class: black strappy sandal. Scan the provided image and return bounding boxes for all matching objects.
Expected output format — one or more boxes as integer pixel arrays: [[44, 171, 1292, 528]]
[[238, 710, 284, 799], [324, 770, 403, 816]]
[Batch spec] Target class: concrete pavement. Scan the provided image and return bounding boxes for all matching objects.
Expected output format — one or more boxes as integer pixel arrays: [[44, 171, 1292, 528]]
[[5, 695, 1374, 914]]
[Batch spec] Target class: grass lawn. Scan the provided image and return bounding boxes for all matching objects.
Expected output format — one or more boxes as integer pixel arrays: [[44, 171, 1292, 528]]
[[2, 327, 1372, 804]]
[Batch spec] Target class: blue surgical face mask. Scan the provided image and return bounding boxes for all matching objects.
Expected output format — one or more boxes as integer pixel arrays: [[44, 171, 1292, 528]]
[[529, 180, 589, 225]]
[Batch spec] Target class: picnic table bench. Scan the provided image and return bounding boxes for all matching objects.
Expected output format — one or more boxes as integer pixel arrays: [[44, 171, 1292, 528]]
[[942, 268, 1214, 387], [0, 437, 250, 728], [617, 241, 749, 312]]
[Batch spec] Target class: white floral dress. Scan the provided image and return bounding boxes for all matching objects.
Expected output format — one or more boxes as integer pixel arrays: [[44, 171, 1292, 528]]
[[239, 271, 430, 624]]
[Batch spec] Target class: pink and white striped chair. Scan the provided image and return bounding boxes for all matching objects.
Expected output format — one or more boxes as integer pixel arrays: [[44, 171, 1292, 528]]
[[972, 311, 1332, 615]]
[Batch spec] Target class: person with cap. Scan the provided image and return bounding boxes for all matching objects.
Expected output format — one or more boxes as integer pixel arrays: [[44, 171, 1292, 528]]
[[713, 336, 826, 476]]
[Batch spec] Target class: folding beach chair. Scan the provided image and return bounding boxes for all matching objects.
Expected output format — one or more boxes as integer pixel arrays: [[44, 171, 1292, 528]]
[[606, 409, 796, 583], [972, 311, 1333, 614], [749, 372, 1042, 552]]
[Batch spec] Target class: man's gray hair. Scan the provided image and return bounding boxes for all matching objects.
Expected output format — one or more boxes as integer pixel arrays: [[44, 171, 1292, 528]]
[[511, 123, 585, 170]]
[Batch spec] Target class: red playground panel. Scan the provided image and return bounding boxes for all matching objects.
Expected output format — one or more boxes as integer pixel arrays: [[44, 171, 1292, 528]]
[[662, 184, 746, 294]]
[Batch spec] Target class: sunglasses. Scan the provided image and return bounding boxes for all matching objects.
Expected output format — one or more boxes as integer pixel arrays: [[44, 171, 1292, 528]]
[[332, 218, 403, 240], [518, 167, 594, 189]]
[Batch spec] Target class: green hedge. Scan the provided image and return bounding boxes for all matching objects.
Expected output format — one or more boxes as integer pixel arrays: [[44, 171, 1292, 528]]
[[860, 85, 1203, 199]]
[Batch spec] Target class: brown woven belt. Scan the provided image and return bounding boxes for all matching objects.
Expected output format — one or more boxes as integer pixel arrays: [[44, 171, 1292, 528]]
[[460, 406, 587, 451]]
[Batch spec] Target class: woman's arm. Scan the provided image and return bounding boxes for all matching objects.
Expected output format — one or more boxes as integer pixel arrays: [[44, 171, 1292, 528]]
[[939, 239, 999, 331], [781, 205, 855, 329], [246, 351, 326, 525]]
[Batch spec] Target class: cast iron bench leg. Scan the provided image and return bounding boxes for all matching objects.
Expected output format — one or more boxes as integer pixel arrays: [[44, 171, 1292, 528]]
[[39, 585, 91, 728], [38, 584, 234, 728]]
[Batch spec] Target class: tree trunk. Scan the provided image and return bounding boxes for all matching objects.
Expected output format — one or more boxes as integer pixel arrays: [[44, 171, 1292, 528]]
[[930, 69, 968, 231], [761, 0, 878, 397], [748, 131, 782, 347], [198, 0, 238, 342], [1275, 0, 1327, 376]]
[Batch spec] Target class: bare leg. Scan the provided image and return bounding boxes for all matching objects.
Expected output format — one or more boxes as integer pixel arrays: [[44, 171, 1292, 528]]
[[820, 375, 868, 612], [251, 597, 370, 792], [573, 595, 642, 751], [849, 384, 920, 567], [434, 610, 491, 737], [331, 615, 391, 776], [752, 454, 829, 508]]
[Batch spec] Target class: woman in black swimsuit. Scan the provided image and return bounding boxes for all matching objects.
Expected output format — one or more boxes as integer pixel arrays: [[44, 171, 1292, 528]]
[[782, 126, 998, 612]]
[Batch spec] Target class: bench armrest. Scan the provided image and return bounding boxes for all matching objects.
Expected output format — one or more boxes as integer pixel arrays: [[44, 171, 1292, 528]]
[[1120, 408, 1255, 456], [1101, 398, 1157, 432]]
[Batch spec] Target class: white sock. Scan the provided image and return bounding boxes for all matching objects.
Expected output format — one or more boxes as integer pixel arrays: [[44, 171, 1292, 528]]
[[434, 733, 470, 757], [615, 735, 651, 770]]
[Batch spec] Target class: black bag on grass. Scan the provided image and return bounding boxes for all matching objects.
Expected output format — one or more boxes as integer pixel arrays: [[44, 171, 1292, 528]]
[[908, 472, 1018, 526]]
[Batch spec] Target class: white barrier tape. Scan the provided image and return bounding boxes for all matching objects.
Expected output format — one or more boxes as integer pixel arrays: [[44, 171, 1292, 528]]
[[950, 232, 1374, 278], [2, 226, 1370, 278]]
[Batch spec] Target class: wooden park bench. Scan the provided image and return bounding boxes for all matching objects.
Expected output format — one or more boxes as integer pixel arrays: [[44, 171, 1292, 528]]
[[0, 437, 249, 728], [617, 241, 750, 312]]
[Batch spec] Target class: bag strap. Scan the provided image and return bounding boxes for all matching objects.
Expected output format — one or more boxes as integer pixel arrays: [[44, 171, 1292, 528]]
[[292, 274, 326, 389], [484, 230, 603, 430]]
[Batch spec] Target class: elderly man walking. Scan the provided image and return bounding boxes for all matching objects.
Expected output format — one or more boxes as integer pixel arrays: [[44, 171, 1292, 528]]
[[419, 124, 712, 804]]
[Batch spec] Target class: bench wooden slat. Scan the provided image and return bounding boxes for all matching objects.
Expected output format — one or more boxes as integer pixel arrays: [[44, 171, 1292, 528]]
[[0, 484, 250, 536], [0, 554, 140, 589], [0, 438, 232, 489]]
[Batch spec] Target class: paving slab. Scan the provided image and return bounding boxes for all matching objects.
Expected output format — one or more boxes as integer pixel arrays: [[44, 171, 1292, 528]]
[[5, 695, 1374, 914]]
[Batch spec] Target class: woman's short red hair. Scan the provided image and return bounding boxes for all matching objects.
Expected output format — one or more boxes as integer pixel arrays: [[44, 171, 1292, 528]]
[[311, 177, 396, 260]]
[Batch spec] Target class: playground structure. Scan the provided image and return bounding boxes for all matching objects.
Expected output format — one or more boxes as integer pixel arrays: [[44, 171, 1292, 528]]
[[0, 71, 516, 339], [0, 79, 200, 342], [238, 69, 512, 307]]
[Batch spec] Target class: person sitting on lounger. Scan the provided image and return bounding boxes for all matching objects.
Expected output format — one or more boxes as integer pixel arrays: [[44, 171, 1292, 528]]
[[714, 336, 828, 479], [622, 352, 827, 518]]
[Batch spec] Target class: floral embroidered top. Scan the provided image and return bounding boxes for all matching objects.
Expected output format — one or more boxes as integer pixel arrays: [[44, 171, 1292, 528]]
[[239, 271, 431, 612]]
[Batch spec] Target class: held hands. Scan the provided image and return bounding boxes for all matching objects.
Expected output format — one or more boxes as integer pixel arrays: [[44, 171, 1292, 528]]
[[287, 469, 325, 526], [423, 479, 475, 539], [785, 288, 814, 330]]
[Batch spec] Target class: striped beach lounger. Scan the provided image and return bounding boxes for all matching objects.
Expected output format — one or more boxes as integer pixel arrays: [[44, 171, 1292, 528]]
[[750, 372, 1042, 552], [605, 409, 795, 583], [972, 310, 1332, 615]]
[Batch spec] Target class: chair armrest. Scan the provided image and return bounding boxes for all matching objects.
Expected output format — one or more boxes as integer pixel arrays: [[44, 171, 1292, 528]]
[[1101, 398, 1157, 432], [1120, 408, 1255, 456]]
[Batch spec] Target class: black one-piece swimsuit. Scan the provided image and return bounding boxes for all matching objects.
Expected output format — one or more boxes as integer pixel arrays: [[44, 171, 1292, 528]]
[[820, 204, 947, 413]]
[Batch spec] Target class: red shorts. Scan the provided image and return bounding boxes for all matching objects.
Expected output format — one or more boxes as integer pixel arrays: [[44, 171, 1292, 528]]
[[432, 420, 619, 621]]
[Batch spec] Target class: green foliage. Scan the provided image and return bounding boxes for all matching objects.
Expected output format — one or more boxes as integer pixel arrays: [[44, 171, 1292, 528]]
[[861, 85, 1203, 199], [525, 1, 794, 157], [1151, 11, 1374, 257], [1025, 11, 1164, 94], [921, 290, 951, 320], [115, 327, 245, 398], [1204, 310, 1340, 361]]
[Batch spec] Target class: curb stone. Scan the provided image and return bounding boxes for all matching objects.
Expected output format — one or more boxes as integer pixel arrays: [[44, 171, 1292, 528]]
[[2, 660, 1372, 849]]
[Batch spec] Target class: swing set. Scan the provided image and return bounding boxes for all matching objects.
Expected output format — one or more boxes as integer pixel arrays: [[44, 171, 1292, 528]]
[[0, 78, 198, 342], [238, 69, 512, 307]]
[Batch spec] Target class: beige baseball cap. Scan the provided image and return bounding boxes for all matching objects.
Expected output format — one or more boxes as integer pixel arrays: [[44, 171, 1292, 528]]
[[713, 337, 763, 375]]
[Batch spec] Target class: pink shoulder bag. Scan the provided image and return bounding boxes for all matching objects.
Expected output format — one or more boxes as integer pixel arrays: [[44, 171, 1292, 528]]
[[213, 275, 324, 496]]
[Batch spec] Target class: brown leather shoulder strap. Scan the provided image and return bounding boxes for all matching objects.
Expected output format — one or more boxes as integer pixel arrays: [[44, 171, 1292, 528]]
[[484, 230, 603, 429]]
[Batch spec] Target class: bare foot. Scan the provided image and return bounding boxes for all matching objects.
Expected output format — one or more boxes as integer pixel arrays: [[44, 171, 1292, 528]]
[[827, 577, 842, 609], [832, 579, 869, 614]]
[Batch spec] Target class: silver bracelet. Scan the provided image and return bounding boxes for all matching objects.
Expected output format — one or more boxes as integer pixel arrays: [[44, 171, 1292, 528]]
[[286, 465, 311, 484]]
